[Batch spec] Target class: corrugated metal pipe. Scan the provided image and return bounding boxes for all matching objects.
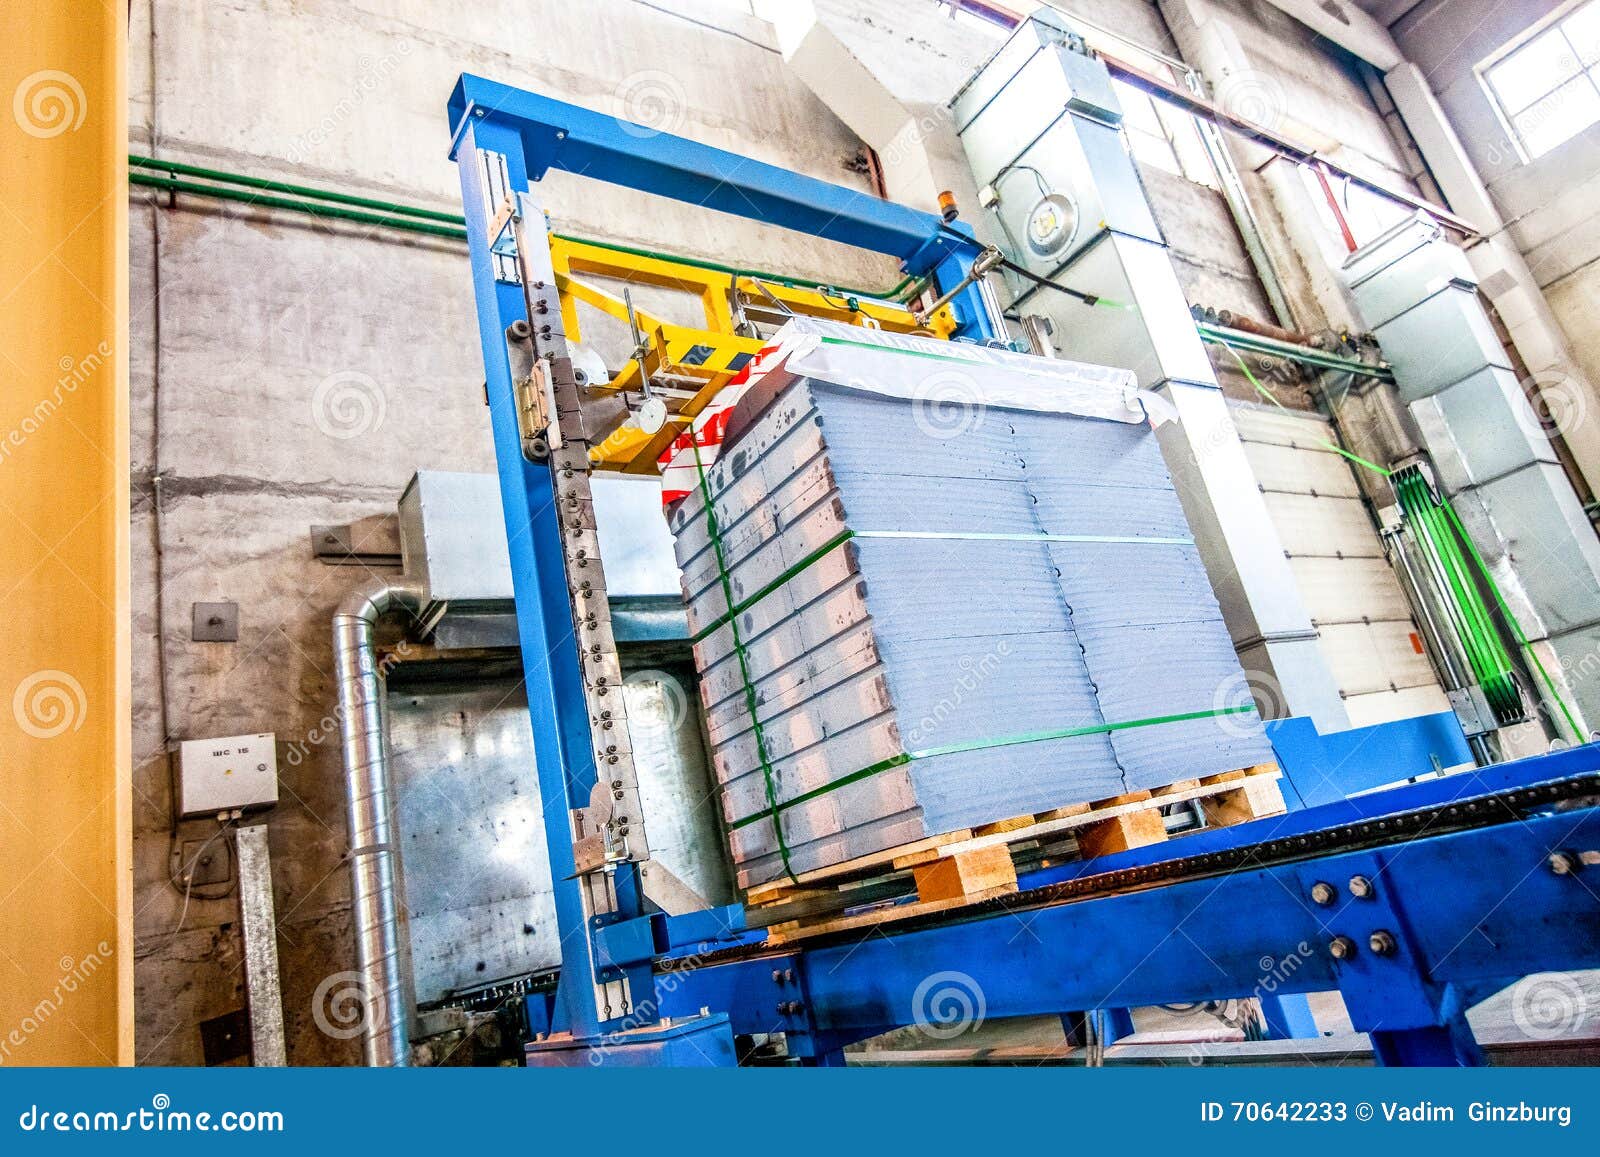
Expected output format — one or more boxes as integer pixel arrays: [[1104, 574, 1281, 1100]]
[[333, 579, 419, 1067]]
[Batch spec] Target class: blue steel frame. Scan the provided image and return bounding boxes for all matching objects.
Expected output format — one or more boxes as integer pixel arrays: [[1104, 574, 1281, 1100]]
[[447, 74, 1000, 1044], [448, 74, 1600, 1066]]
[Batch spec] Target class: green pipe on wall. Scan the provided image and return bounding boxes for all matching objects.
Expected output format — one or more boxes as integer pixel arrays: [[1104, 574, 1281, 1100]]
[[128, 154, 919, 302]]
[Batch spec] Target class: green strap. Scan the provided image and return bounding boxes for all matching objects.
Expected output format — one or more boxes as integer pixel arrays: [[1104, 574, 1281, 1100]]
[[727, 704, 1258, 832], [688, 436, 797, 880], [1228, 345, 1583, 740]]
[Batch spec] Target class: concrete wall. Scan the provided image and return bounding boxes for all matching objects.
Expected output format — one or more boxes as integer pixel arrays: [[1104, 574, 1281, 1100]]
[[1392, 0, 1600, 389], [128, 0, 1416, 1064]]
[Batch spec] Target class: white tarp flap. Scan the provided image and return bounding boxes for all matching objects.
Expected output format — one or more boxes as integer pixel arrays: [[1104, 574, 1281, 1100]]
[[765, 317, 1149, 424]]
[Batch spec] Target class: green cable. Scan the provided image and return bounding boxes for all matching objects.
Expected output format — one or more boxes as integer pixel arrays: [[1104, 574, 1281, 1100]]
[[1441, 499, 1583, 742], [1228, 346, 1581, 738], [688, 436, 797, 880], [1225, 347, 1392, 476]]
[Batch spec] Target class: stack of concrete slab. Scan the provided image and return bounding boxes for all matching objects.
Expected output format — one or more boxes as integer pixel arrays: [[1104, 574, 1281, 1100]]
[[669, 322, 1273, 888]]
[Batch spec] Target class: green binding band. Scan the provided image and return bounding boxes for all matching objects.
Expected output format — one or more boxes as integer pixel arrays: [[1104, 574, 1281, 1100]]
[[1227, 345, 1583, 741], [725, 704, 1260, 833], [689, 527, 1190, 645], [688, 435, 798, 880]]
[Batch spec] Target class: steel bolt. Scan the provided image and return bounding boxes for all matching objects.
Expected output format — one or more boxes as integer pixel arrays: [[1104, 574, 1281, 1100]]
[[1328, 935, 1357, 961], [1368, 929, 1397, 957], [1310, 881, 1336, 906], [1549, 851, 1579, 876], [771, 969, 784, 984], [1348, 875, 1375, 899]]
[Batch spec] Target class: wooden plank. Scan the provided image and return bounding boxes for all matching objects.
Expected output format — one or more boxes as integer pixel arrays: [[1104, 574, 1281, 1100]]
[[912, 846, 1018, 903], [764, 884, 1018, 946], [1201, 774, 1287, 828], [1076, 808, 1168, 858]]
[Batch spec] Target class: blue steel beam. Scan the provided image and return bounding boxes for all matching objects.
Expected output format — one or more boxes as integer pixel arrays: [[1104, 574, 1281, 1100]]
[[448, 75, 975, 272], [654, 803, 1600, 1061], [447, 76, 1002, 341]]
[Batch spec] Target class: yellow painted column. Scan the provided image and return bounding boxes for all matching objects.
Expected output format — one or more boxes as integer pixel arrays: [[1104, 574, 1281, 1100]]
[[0, 5, 132, 1063]]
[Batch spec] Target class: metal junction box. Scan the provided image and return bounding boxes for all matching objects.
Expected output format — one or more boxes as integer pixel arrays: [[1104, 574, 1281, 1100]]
[[177, 733, 278, 817]]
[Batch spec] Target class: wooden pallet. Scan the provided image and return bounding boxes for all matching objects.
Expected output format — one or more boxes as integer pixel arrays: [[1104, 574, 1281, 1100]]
[[747, 764, 1284, 944]]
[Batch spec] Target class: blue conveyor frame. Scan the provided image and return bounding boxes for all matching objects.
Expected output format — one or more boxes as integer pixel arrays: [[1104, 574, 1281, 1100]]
[[447, 75, 1600, 1067]]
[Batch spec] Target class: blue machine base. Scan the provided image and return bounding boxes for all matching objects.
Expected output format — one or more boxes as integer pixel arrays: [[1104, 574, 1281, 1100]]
[[524, 1013, 737, 1068]]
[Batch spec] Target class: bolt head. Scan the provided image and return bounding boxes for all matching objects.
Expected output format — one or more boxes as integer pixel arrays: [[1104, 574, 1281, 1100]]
[[1310, 881, 1336, 906], [1348, 874, 1375, 899], [1328, 935, 1357, 961], [1368, 929, 1397, 957], [1549, 852, 1577, 876]]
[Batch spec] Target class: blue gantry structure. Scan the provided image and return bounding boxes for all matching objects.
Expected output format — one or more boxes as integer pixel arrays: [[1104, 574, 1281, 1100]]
[[446, 74, 1600, 1068]]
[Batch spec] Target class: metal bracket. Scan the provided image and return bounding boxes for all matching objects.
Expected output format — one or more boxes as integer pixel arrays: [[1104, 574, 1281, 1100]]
[[191, 601, 239, 642]]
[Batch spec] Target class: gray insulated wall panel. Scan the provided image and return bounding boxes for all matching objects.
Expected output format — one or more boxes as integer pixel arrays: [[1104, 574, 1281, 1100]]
[[670, 376, 1273, 889]]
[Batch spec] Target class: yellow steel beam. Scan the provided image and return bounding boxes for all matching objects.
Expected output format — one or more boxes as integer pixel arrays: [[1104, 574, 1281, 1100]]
[[545, 234, 952, 472], [1, 2, 132, 1064]]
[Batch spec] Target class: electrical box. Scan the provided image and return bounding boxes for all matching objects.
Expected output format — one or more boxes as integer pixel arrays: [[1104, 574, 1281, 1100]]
[[177, 733, 278, 818]]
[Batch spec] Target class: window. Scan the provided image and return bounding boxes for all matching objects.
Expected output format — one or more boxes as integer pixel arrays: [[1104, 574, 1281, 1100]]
[[1481, 0, 1600, 160]]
